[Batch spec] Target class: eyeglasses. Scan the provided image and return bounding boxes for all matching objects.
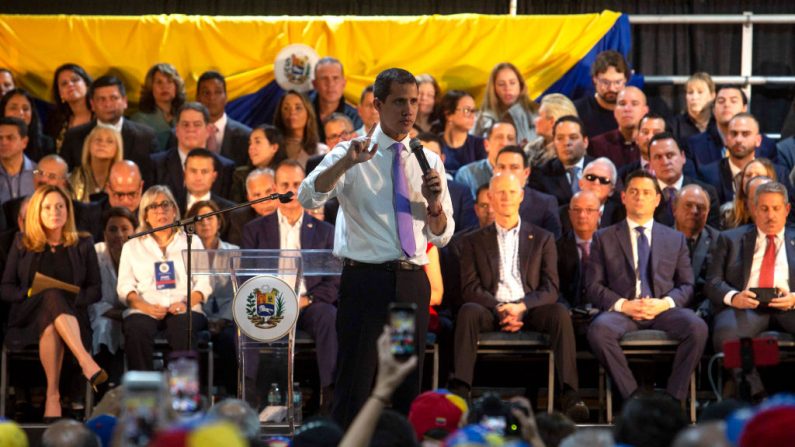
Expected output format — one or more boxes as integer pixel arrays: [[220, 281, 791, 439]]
[[32, 169, 65, 181], [456, 107, 476, 117], [584, 173, 612, 185], [596, 78, 626, 89], [110, 190, 140, 200], [476, 203, 491, 210], [326, 130, 350, 141], [145, 200, 174, 213]]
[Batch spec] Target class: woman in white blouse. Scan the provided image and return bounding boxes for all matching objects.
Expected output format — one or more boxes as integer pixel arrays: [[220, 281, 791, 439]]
[[117, 185, 212, 371]]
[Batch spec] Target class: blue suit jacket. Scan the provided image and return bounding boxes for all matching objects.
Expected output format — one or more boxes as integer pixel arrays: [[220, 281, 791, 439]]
[[151, 147, 236, 201], [240, 212, 339, 305], [520, 187, 562, 239], [686, 123, 777, 171], [585, 220, 694, 310], [448, 179, 478, 233], [697, 158, 791, 205]]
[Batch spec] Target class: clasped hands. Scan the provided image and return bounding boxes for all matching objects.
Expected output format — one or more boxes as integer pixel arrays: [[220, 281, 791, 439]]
[[621, 297, 671, 321], [497, 302, 527, 332], [731, 288, 795, 310]]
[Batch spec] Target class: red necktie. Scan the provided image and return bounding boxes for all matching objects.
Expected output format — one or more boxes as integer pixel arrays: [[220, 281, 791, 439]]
[[207, 124, 219, 152], [759, 235, 777, 288]]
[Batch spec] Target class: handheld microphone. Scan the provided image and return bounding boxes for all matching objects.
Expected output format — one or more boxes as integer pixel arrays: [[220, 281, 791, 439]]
[[408, 138, 432, 175], [278, 191, 295, 203]]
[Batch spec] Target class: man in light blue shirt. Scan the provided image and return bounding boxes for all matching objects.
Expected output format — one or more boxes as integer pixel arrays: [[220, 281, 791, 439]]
[[455, 121, 517, 198], [0, 117, 35, 204]]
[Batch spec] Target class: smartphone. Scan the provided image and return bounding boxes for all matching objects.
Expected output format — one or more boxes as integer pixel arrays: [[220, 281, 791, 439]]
[[167, 351, 201, 416], [120, 371, 167, 447], [723, 337, 780, 369], [388, 302, 417, 361], [749, 287, 779, 306]]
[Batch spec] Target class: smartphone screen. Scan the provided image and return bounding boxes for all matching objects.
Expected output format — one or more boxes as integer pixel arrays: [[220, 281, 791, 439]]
[[120, 371, 166, 446], [167, 351, 201, 415], [389, 302, 417, 360]]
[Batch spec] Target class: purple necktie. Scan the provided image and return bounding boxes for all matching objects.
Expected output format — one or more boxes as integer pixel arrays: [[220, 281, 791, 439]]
[[393, 143, 416, 258]]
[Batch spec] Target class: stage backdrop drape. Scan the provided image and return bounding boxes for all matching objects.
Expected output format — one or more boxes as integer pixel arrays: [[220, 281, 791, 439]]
[[0, 12, 627, 127]]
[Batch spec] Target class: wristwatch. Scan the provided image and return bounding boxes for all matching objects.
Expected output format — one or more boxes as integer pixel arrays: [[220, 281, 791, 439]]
[[304, 293, 314, 306]]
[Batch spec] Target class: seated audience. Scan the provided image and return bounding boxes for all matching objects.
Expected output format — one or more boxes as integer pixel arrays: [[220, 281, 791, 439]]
[[495, 145, 562, 238], [706, 181, 795, 399], [230, 124, 284, 203], [669, 72, 716, 146], [196, 70, 252, 165], [720, 158, 777, 230], [309, 57, 362, 141], [526, 93, 577, 167], [151, 102, 235, 201], [356, 84, 380, 136], [686, 86, 776, 171], [180, 148, 235, 218], [102, 159, 145, 214], [474, 62, 538, 146], [69, 125, 124, 203], [647, 132, 719, 227], [116, 185, 212, 371], [414, 75, 440, 134], [273, 90, 328, 169], [574, 50, 628, 138], [588, 86, 648, 168], [440, 90, 486, 174], [617, 112, 668, 183], [242, 160, 338, 410], [227, 167, 277, 246], [450, 172, 589, 422], [323, 112, 355, 149], [560, 157, 623, 234], [44, 63, 93, 151], [529, 115, 593, 206], [0, 116, 35, 204], [698, 112, 787, 205], [586, 171, 707, 404], [454, 121, 517, 198], [1, 88, 55, 161], [1, 185, 105, 420], [91, 207, 137, 389], [131, 63, 185, 151], [558, 190, 601, 310]]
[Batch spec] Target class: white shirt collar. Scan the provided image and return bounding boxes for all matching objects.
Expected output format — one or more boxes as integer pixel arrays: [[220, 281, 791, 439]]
[[97, 116, 124, 133], [657, 175, 684, 191], [756, 226, 785, 242], [627, 216, 654, 231], [495, 217, 521, 235], [213, 113, 228, 130], [277, 209, 304, 228]]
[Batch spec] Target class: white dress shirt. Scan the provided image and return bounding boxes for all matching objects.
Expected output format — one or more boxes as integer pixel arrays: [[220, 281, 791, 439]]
[[657, 175, 685, 192], [186, 191, 212, 214], [298, 124, 455, 265], [98, 116, 124, 133], [89, 242, 123, 355], [277, 209, 306, 295], [117, 231, 213, 317], [723, 227, 790, 305], [494, 219, 524, 303]]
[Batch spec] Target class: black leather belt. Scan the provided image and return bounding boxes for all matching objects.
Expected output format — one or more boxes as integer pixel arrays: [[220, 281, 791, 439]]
[[343, 258, 423, 272]]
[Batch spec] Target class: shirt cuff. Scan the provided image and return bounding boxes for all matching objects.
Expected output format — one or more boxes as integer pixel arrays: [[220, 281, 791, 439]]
[[724, 290, 739, 306], [613, 298, 626, 312], [663, 297, 676, 309]]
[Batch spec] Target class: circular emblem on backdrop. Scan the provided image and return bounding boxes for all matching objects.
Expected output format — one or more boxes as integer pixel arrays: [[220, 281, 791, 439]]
[[232, 275, 299, 342], [273, 44, 320, 93]]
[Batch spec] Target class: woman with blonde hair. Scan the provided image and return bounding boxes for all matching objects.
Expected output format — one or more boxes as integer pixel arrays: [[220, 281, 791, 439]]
[[117, 185, 212, 371], [273, 90, 328, 169], [69, 125, 124, 202], [720, 157, 777, 229], [132, 63, 187, 151], [1, 184, 105, 421], [474, 62, 539, 146], [670, 72, 716, 145]]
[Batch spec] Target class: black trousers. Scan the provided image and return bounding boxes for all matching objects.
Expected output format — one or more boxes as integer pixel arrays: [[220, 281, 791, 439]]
[[331, 265, 430, 429], [123, 311, 208, 371], [452, 302, 580, 391]]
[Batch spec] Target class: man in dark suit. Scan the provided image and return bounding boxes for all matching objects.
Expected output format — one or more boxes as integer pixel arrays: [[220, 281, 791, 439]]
[[151, 102, 235, 202], [560, 157, 623, 234], [705, 181, 795, 398], [617, 112, 667, 184], [179, 148, 235, 216], [588, 87, 648, 169], [495, 146, 562, 238], [647, 132, 720, 228], [698, 113, 788, 206], [241, 160, 338, 409], [674, 184, 720, 314], [686, 87, 777, 172], [586, 170, 708, 403], [226, 167, 278, 246], [196, 71, 252, 166], [450, 172, 589, 421], [558, 191, 601, 311], [530, 116, 594, 207], [94, 160, 144, 216], [60, 75, 157, 186]]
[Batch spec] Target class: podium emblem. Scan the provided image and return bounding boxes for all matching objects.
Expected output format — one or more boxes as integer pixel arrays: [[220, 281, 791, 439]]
[[233, 275, 299, 342]]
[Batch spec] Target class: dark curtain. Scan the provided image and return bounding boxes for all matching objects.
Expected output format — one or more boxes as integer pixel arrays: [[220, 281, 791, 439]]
[[4, 0, 795, 132]]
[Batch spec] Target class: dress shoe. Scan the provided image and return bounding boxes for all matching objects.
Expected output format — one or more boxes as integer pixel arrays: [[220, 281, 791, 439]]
[[89, 369, 109, 393], [560, 390, 590, 423]]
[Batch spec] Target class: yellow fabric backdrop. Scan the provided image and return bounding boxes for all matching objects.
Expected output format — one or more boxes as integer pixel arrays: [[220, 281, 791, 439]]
[[0, 12, 620, 105]]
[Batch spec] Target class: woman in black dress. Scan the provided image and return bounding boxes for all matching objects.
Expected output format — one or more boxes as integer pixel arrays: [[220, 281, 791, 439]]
[[0, 184, 105, 420]]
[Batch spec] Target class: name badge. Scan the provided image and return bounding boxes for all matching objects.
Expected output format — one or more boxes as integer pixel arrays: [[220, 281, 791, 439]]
[[155, 261, 177, 290]]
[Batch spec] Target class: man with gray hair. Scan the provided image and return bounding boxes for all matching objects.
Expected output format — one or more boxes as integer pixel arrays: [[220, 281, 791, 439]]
[[41, 419, 100, 447], [706, 181, 795, 399], [674, 184, 719, 313], [560, 157, 623, 234], [310, 57, 362, 141], [323, 112, 355, 149], [226, 167, 277, 246]]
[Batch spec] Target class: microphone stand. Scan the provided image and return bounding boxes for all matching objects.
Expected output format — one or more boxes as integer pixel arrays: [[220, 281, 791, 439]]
[[128, 191, 294, 351]]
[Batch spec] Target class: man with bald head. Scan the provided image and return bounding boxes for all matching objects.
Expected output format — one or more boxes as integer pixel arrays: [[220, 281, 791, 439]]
[[105, 160, 144, 213], [588, 87, 649, 169], [560, 157, 623, 234], [558, 190, 602, 310], [699, 113, 789, 205], [450, 172, 588, 421]]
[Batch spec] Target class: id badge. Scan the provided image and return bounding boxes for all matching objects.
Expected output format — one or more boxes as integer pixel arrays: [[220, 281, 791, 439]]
[[155, 261, 177, 290]]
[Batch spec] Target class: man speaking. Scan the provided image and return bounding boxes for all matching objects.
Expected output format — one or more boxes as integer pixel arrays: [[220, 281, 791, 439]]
[[299, 67, 454, 427]]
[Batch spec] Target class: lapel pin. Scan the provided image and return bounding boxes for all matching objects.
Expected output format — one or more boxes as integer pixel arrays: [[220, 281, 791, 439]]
[[528, 234, 534, 240], [307, 223, 314, 228]]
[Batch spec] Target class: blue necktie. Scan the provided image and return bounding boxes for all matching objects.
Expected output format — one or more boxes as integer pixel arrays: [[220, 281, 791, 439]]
[[393, 143, 416, 258], [568, 166, 581, 194], [635, 226, 653, 298]]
